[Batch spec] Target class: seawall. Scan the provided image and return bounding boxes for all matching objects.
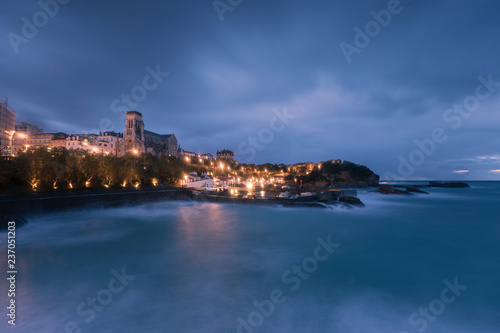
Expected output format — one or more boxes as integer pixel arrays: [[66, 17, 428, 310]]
[[0, 188, 193, 217]]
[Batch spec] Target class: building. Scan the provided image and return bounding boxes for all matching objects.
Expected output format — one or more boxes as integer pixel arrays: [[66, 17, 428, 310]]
[[180, 149, 197, 157], [26, 133, 53, 148], [11, 121, 45, 154], [94, 132, 121, 155], [15, 121, 43, 136], [26, 132, 69, 149], [117, 111, 178, 157], [217, 149, 234, 161], [200, 153, 214, 160], [180, 149, 214, 162], [0, 97, 16, 156], [66, 132, 121, 155], [51, 132, 69, 148]]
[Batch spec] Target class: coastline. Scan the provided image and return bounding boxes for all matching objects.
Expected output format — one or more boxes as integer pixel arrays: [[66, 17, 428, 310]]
[[0, 181, 474, 228], [0, 187, 363, 226]]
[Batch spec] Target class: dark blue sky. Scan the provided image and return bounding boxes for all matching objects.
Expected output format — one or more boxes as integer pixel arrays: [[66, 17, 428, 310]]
[[1, 0, 500, 179]]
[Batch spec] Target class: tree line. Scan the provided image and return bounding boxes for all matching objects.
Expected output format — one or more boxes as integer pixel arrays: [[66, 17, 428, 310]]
[[0, 147, 186, 192]]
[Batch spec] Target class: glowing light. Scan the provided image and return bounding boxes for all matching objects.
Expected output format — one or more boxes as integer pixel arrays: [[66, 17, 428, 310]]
[[68, 183, 73, 189], [122, 182, 127, 187], [17, 133, 26, 138], [92, 147, 98, 152], [220, 163, 224, 169], [152, 178, 158, 186], [133, 149, 138, 155], [185, 156, 190, 162], [260, 191, 265, 197], [30, 179, 39, 190], [85, 181, 91, 187], [104, 184, 110, 188], [134, 183, 140, 188], [230, 189, 235, 195], [246, 183, 253, 191]]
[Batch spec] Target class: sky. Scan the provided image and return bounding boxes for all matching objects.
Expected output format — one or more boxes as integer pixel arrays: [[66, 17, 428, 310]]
[[1, 0, 499, 180]]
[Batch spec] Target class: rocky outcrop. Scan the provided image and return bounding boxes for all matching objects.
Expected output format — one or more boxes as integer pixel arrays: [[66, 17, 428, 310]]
[[339, 196, 365, 207], [429, 182, 469, 188], [404, 185, 429, 194], [302, 161, 379, 188], [297, 194, 319, 202], [373, 185, 413, 195], [317, 191, 340, 204]]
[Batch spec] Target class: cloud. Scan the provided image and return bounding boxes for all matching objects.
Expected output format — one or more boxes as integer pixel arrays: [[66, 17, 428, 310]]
[[1, 0, 500, 178]]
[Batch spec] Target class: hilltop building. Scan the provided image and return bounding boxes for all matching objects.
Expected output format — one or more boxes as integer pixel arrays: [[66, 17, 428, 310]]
[[217, 149, 234, 160], [179, 149, 214, 161], [117, 111, 178, 157], [200, 153, 214, 160]]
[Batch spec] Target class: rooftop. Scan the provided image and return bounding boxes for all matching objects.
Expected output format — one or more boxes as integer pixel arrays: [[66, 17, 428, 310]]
[[144, 130, 173, 140]]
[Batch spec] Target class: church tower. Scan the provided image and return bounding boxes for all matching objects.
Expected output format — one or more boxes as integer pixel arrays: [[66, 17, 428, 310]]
[[123, 111, 145, 154]]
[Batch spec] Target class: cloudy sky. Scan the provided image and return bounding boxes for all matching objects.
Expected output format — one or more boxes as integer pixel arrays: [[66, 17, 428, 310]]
[[1, 0, 499, 180]]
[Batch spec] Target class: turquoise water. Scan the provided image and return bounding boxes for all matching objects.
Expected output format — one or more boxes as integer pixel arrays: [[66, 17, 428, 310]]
[[1, 182, 499, 332]]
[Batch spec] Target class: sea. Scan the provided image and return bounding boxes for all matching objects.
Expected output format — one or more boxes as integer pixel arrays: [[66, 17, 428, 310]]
[[1, 181, 499, 333]]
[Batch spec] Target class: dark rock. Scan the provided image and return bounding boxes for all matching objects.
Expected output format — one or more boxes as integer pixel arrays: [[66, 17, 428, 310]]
[[339, 196, 365, 207], [317, 191, 340, 203], [429, 181, 469, 188], [297, 194, 319, 202], [405, 186, 429, 194], [393, 184, 430, 189], [373, 185, 413, 195]]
